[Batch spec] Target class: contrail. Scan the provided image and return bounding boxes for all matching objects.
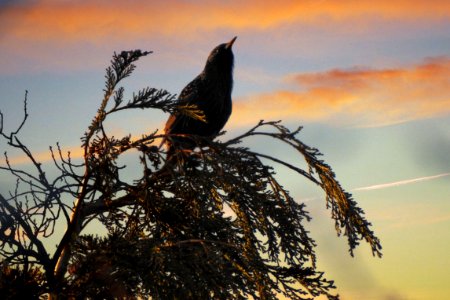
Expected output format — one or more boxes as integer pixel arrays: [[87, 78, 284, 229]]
[[353, 172, 450, 191]]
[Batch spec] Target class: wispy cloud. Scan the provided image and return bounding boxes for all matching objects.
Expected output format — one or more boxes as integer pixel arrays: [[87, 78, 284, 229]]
[[231, 56, 450, 127], [353, 172, 450, 191], [301, 172, 450, 203]]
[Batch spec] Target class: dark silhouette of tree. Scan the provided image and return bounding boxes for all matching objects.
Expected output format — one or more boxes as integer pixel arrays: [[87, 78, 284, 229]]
[[0, 50, 381, 299]]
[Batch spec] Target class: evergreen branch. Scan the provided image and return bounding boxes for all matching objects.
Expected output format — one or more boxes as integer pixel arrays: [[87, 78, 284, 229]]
[[0, 49, 381, 299]]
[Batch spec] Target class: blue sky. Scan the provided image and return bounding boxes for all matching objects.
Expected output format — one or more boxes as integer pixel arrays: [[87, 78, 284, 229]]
[[1, 1, 450, 299]]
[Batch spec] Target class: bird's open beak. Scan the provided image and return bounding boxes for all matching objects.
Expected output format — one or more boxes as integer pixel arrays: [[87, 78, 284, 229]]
[[225, 36, 237, 49]]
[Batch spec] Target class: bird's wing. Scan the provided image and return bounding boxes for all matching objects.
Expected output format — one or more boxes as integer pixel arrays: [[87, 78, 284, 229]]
[[164, 114, 177, 134], [178, 74, 203, 102], [165, 74, 204, 134]]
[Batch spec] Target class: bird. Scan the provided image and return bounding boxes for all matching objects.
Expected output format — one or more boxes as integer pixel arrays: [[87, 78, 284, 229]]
[[164, 36, 237, 159]]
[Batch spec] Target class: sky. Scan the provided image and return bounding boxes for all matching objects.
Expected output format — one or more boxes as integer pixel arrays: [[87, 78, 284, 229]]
[[1, 0, 449, 299]]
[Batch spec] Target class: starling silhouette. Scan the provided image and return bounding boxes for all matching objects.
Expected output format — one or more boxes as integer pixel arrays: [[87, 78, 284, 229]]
[[165, 36, 237, 158]]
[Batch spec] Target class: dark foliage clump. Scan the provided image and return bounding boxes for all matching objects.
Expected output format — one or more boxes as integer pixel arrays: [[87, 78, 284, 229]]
[[0, 50, 381, 299], [0, 264, 44, 299]]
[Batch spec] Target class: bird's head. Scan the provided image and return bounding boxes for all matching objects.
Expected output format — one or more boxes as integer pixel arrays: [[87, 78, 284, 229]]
[[204, 36, 237, 75]]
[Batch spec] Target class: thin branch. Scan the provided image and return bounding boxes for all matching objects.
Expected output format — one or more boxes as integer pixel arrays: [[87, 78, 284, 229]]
[[10, 90, 29, 138], [0, 193, 51, 268], [245, 150, 320, 185]]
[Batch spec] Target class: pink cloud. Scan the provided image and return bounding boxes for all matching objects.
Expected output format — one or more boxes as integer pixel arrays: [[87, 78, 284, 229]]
[[231, 57, 450, 127]]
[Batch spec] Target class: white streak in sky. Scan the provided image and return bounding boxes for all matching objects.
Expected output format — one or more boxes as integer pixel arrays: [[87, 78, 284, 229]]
[[353, 173, 450, 192]]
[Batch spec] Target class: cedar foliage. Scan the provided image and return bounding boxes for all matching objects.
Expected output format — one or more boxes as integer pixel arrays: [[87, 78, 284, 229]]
[[0, 50, 381, 299]]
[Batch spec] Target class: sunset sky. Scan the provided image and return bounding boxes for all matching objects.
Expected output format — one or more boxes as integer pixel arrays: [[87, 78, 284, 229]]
[[1, 1, 450, 299]]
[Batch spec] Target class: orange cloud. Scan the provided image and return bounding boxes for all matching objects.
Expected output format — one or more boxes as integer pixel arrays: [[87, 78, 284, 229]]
[[4, 130, 164, 166], [1, 0, 449, 74], [1, 0, 449, 43], [5, 146, 84, 166], [231, 57, 450, 127]]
